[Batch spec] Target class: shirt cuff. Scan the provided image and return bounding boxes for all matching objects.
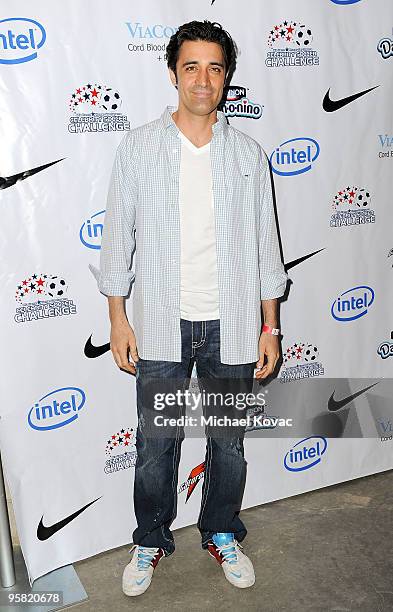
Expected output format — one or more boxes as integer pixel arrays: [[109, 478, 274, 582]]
[[260, 271, 288, 300], [89, 264, 135, 297]]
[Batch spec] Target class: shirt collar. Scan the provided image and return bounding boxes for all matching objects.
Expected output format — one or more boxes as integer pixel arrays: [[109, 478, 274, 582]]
[[161, 105, 228, 138]]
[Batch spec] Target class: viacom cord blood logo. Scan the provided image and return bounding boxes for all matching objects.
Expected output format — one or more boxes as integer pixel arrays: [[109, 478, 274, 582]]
[[28, 387, 86, 431], [0, 18, 46, 65], [14, 273, 77, 323], [331, 285, 374, 322], [330, 186, 375, 228], [178, 462, 205, 502], [126, 21, 176, 59], [284, 437, 327, 472], [378, 134, 393, 159], [266, 20, 319, 68], [378, 417, 393, 443], [377, 30, 393, 60], [270, 137, 320, 176], [220, 85, 263, 120], [377, 331, 393, 360], [80, 210, 105, 249], [68, 84, 130, 134], [280, 342, 324, 383], [104, 427, 137, 474]]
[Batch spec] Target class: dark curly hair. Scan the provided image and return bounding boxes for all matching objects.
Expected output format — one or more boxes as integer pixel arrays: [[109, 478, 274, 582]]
[[166, 20, 237, 83]]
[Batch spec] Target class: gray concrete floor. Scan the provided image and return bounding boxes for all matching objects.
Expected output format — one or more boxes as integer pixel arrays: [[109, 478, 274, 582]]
[[71, 470, 393, 612]]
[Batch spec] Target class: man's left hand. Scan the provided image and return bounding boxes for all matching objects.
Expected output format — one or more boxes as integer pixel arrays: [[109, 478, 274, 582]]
[[255, 333, 280, 379]]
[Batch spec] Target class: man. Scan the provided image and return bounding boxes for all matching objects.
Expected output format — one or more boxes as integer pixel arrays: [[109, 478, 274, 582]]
[[96, 20, 287, 596]]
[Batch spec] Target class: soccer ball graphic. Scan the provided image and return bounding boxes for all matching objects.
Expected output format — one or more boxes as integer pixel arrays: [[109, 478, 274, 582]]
[[355, 189, 371, 208], [303, 344, 319, 362], [46, 276, 68, 298], [101, 88, 122, 111], [295, 25, 313, 46]]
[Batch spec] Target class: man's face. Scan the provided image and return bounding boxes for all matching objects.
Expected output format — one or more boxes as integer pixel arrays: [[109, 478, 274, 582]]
[[170, 40, 226, 117]]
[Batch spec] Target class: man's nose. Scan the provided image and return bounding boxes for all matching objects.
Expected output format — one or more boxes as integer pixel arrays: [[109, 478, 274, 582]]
[[195, 67, 210, 88]]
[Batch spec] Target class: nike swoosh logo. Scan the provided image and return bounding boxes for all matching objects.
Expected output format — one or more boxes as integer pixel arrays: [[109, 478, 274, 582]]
[[327, 382, 379, 412], [322, 86, 379, 112], [230, 571, 242, 578], [84, 335, 110, 358], [37, 496, 101, 541], [0, 159, 64, 190], [136, 577, 147, 585], [284, 248, 325, 272]]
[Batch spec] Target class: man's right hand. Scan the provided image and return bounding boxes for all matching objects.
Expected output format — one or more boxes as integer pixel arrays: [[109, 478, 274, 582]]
[[110, 319, 139, 375]]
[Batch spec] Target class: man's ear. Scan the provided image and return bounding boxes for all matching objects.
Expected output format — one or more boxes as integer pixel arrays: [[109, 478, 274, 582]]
[[169, 68, 178, 89]]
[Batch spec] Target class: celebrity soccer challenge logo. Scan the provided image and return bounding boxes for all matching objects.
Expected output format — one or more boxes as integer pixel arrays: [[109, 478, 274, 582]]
[[68, 83, 130, 134], [14, 273, 77, 324], [265, 20, 319, 68], [104, 427, 137, 475], [330, 185, 375, 228], [280, 341, 324, 383]]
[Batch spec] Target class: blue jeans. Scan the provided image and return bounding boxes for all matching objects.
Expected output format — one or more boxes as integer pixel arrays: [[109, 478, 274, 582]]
[[132, 319, 255, 555]]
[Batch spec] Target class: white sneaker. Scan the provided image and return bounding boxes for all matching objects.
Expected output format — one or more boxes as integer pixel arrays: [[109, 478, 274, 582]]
[[122, 545, 164, 596], [208, 532, 255, 588]]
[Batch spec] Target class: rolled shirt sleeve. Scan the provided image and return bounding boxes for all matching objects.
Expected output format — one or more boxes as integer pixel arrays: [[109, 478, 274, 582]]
[[96, 133, 137, 296], [258, 148, 288, 300]]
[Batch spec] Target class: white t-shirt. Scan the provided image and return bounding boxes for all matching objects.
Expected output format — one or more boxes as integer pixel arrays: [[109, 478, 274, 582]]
[[178, 131, 220, 321]]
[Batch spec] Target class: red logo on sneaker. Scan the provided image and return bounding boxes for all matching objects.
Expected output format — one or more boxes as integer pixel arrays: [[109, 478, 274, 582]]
[[207, 542, 224, 565]]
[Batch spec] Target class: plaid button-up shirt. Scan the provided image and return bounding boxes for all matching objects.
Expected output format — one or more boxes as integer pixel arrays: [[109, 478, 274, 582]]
[[94, 106, 288, 364]]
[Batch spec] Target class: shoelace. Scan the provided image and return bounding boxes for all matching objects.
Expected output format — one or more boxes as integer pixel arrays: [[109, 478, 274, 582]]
[[129, 546, 159, 571], [215, 541, 242, 564]]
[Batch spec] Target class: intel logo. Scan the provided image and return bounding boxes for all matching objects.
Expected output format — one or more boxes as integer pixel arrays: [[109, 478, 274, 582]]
[[270, 137, 320, 176], [80, 210, 105, 250], [0, 18, 46, 65], [28, 387, 86, 431], [330, 0, 362, 4], [331, 285, 374, 322], [284, 436, 327, 472]]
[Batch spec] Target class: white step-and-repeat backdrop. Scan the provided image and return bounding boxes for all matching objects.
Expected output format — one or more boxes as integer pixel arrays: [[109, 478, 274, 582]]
[[1, 0, 392, 584]]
